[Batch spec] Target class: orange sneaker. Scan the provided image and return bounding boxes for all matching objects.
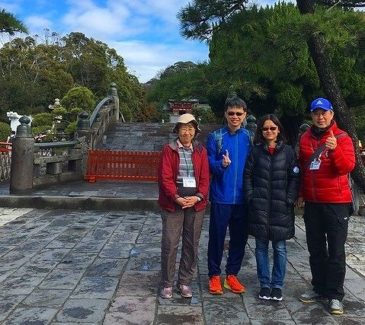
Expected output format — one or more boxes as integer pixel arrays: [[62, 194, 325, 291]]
[[209, 275, 223, 295], [224, 275, 246, 294]]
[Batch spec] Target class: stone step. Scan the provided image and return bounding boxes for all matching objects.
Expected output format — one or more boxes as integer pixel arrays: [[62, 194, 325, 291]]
[[100, 122, 222, 151]]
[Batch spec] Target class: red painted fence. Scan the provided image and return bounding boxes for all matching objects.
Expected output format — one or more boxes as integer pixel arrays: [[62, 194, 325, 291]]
[[85, 148, 365, 183], [0, 142, 11, 152], [85, 150, 161, 182], [0, 142, 12, 182]]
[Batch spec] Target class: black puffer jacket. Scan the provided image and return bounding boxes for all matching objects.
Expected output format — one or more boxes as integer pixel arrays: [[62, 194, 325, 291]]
[[244, 142, 300, 241]]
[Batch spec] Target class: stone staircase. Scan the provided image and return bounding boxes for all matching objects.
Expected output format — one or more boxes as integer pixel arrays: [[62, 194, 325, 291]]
[[99, 122, 222, 151]]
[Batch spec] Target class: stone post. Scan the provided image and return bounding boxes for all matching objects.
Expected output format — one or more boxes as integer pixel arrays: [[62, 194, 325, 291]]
[[110, 82, 122, 122], [75, 112, 91, 171], [76, 111, 90, 131], [75, 111, 92, 145], [10, 116, 34, 194]]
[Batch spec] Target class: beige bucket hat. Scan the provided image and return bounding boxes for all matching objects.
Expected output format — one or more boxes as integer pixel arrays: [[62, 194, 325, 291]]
[[173, 113, 201, 133]]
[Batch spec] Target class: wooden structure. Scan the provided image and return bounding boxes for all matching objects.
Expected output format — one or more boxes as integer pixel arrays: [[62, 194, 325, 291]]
[[168, 99, 198, 114], [85, 150, 161, 182]]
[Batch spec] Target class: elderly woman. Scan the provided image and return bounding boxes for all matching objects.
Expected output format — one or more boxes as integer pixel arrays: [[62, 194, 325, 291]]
[[158, 113, 210, 299]]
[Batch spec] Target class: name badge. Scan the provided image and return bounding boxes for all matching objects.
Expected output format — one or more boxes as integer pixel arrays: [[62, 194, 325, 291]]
[[183, 177, 196, 188], [309, 158, 321, 170]]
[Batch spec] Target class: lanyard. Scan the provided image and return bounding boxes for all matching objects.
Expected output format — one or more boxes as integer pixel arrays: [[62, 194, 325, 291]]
[[181, 147, 192, 177]]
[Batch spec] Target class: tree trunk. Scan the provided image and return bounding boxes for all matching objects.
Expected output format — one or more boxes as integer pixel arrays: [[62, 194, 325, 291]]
[[297, 0, 365, 192]]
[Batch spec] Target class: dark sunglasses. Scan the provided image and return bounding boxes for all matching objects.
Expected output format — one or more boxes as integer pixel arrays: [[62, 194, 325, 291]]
[[227, 111, 244, 116], [262, 127, 277, 131]]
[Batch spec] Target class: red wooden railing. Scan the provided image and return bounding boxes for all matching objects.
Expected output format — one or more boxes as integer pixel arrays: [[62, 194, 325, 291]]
[[85, 150, 161, 182], [0, 142, 12, 182], [0, 142, 11, 152]]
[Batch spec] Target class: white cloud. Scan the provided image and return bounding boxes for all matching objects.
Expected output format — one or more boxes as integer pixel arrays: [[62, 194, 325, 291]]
[[61, 1, 149, 39], [58, 0, 207, 82], [60, 0, 188, 41], [125, 0, 187, 24], [1, 0, 208, 83], [25, 16, 53, 31], [110, 40, 208, 82]]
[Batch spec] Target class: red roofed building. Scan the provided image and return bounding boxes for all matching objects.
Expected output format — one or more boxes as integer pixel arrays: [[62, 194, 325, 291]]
[[167, 99, 199, 123]]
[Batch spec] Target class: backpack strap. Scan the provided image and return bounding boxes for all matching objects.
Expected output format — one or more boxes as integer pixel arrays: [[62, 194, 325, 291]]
[[213, 128, 223, 153]]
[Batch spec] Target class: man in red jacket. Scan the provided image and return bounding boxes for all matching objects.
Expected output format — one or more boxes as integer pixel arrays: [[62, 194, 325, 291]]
[[298, 98, 355, 315]]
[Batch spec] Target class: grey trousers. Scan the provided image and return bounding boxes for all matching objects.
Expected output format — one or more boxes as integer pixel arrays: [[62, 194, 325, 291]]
[[160, 208, 205, 287]]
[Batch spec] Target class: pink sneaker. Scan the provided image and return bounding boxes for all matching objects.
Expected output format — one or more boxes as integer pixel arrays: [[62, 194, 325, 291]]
[[160, 287, 173, 299], [178, 284, 192, 298]]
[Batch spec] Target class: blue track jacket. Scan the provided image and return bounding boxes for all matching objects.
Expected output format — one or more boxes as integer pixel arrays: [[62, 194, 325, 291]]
[[207, 127, 251, 204]]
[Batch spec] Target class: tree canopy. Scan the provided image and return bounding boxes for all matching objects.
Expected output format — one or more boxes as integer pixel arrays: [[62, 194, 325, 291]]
[[169, 2, 365, 120], [0, 9, 28, 35], [177, 0, 248, 41], [175, 0, 365, 188], [317, 0, 365, 7], [0, 31, 145, 123]]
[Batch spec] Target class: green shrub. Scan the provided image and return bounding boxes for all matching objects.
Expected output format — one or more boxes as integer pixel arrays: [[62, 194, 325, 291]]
[[64, 121, 77, 137], [32, 126, 51, 137], [68, 107, 83, 122], [0, 122, 11, 142], [61, 87, 95, 112], [352, 105, 365, 144], [32, 113, 53, 128], [52, 107, 67, 116]]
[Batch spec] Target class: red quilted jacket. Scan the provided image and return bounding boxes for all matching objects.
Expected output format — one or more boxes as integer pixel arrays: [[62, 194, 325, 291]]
[[299, 122, 355, 203], [158, 141, 210, 212]]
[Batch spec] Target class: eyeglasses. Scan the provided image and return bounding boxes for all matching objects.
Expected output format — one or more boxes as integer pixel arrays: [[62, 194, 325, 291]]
[[227, 111, 244, 116], [262, 127, 277, 131], [180, 126, 195, 132]]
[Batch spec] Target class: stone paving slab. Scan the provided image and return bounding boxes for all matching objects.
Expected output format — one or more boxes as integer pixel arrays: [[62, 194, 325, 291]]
[[0, 208, 33, 227], [0, 208, 364, 324]]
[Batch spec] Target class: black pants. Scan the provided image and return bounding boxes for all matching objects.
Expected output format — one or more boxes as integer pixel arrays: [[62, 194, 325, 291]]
[[303, 202, 351, 301]]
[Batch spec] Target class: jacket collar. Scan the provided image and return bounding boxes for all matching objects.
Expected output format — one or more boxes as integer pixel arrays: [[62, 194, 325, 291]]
[[225, 126, 245, 135], [176, 139, 193, 151], [168, 138, 201, 152], [257, 140, 285, 153], [310, 121, 338, 138]]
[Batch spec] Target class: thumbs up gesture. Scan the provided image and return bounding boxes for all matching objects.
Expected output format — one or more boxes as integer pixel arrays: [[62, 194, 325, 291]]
[[325, 130, 337, 150]]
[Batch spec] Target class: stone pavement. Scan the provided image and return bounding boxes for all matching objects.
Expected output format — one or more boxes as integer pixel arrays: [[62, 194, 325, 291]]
[[0, 181, 160, 211], [0, 181, 364, 324]]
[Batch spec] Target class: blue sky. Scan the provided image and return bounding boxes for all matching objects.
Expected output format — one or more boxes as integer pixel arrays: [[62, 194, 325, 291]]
[[0, 0, 275, 83]]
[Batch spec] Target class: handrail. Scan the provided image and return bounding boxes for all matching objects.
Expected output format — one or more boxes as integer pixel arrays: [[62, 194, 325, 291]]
[[35, 141, 79, 149], [89, 96, 113, 127]]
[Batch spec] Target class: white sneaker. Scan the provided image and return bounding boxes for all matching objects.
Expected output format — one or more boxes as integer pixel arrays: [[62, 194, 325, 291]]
[[299, 289, 323, 303], [160, 287, 173, 299], [178, 284, 192, 298], [329, 299, 344, 315]]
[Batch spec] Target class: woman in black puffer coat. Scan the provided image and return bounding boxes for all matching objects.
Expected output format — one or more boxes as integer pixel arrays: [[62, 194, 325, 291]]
[[244, 114, 300, 302]]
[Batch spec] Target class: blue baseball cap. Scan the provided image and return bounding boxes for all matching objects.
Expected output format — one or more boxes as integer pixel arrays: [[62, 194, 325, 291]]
[[310, 98, 333, 112]]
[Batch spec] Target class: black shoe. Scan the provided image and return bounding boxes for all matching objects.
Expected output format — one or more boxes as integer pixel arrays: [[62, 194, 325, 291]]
[[258, 287, 271, 300], [270, 288, 283, 301]]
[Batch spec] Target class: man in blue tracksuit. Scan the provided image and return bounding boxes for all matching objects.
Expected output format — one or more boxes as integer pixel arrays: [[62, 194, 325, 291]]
[[207, 96, 251, 295]]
